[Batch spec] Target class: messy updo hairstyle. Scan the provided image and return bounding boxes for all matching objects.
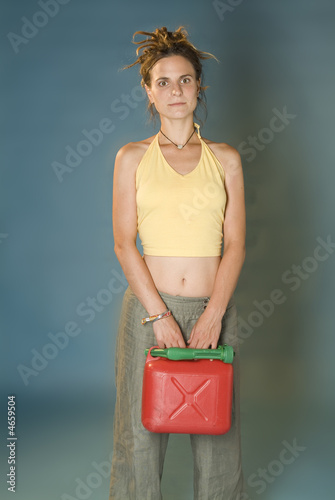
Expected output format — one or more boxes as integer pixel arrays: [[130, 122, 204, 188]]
[[124, 26, 218, 122]]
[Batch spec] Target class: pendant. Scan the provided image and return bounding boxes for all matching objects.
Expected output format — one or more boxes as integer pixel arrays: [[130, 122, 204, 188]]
[[177, 144, 183, 149]]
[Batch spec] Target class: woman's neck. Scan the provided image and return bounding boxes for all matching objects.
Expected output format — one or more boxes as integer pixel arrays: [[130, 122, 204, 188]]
[[159, 117, 197, 146]]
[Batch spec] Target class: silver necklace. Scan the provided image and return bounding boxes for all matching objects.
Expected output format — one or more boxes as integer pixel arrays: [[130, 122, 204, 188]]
[[159, 127, 196, 149]]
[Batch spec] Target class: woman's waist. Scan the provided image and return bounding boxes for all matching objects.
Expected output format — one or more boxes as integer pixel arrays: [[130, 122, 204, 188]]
[[143, 254, 221, 297]]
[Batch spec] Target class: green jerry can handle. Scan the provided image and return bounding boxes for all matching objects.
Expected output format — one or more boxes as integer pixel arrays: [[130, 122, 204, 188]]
[[144, 344, 235, 364]]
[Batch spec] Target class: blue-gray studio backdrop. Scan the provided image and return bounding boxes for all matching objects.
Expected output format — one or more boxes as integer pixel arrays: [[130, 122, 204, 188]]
[[1, 1, 335, 499]]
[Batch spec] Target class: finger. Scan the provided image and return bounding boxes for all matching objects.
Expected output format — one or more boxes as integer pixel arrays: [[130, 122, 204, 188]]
[[211, 340, 218, 350], [187, 335, 194, 348], [187, 328, 194, 344], [188, 324, 198, 344], [178, 337, 187, 348], [188, 338, 199, 349]]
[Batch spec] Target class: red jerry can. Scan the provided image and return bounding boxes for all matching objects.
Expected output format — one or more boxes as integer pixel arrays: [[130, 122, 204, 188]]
[[141, 345, 234, 435]]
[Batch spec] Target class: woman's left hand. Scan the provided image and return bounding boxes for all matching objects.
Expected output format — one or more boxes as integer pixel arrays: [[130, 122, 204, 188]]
[[187, 307, 224, 349]]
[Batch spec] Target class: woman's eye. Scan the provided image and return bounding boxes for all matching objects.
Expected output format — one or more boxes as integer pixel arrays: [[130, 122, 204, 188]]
[[158, 81, 168, 87], [181, 78, 190, 84]]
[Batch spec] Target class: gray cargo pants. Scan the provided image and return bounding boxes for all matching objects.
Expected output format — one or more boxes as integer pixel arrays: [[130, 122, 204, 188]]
[[109, 287, 244, 499]]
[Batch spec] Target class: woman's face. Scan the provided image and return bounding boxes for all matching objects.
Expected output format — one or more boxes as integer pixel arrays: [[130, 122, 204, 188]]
[[145, 55, 200, 120]]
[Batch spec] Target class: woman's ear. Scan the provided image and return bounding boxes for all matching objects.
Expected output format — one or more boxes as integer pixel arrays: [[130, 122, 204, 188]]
[[145, 84, 153, 103]]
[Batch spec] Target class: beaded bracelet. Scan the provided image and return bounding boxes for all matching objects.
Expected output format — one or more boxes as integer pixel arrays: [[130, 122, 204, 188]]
[[141, 309, 172, 325]]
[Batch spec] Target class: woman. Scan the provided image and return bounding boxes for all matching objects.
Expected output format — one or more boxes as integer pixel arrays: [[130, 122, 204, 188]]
[[110, 26, 246, 499]]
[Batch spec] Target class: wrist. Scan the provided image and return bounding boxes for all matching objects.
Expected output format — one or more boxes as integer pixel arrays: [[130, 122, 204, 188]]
[[205, 301, 226, 320], [141, 309, 172, 325], [144, 297, 169, 317]]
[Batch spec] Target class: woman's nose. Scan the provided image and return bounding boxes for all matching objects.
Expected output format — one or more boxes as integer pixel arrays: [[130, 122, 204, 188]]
[[171, 85, 182, 96]]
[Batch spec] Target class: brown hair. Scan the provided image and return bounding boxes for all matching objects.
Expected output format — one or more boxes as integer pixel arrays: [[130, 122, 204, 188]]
[[124, 26, 218, 121]]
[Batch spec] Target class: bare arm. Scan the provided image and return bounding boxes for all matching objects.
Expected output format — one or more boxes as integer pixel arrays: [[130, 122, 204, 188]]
[[113, 143, 186, 348], [188, 146, 246, 349]]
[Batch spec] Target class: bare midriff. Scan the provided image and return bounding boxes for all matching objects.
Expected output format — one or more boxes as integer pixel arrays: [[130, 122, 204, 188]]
[[143, 255, 221, 297]]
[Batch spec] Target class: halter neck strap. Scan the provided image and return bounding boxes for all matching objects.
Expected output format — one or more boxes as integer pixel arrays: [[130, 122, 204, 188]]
[[194, 122, 201, 139]]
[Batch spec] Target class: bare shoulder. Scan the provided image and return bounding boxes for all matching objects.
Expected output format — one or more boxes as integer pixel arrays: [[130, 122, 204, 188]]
[[203, 138, 242, 175], [115, 135, 156, 172]]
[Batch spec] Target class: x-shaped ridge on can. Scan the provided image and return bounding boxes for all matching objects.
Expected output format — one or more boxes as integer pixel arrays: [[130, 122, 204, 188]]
[[169, 377, 211, 421]]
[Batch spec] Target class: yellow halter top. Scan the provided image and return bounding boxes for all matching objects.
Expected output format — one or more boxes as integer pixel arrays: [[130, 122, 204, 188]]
[[135, 123, 226, 257]]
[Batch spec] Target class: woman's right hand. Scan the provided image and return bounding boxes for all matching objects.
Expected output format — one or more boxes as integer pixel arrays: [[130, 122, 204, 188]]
[[153, 315, 186, 349]]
